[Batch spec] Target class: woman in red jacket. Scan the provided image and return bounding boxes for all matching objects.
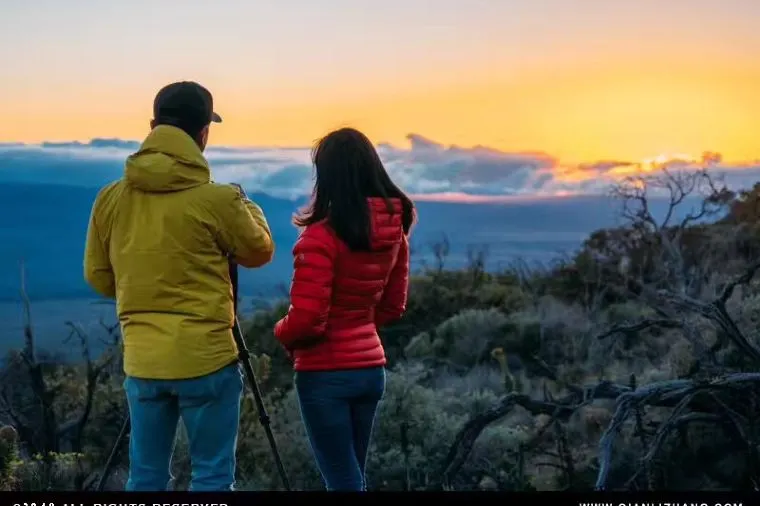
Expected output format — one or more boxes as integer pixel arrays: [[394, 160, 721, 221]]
[[274, 127, 415, 491]]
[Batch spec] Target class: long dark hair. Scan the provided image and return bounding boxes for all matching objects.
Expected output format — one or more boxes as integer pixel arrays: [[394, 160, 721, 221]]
[[294, 127, 416, 251]]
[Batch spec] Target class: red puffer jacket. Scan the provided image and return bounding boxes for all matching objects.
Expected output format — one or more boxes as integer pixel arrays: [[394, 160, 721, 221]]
[[274, 197, 410, 372]]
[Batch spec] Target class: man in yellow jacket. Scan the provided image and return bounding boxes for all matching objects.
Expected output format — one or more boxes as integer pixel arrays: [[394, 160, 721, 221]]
[[83, 81, 275, 491]]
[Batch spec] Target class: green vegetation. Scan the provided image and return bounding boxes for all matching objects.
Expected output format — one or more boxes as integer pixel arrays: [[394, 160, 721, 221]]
[[4, 167, 760, 490]]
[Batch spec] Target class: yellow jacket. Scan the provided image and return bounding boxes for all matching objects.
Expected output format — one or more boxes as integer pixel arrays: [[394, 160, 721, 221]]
[[83, 125, 275, 380]]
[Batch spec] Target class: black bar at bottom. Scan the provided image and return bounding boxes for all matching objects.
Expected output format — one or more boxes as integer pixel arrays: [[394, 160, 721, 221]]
[[0, 490, 757, 505]]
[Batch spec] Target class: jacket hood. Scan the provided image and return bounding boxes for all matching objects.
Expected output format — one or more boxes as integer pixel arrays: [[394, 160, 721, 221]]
[[124, 125, 210, 193], [368, 197, 405, 250]]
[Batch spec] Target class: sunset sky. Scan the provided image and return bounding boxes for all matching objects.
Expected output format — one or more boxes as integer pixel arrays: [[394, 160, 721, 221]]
[[1, 0, 759, 166]]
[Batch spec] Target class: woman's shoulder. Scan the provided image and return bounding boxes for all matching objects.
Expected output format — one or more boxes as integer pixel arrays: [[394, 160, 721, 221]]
[[295, 220, 338, 249], [297, 219, 330, 236]]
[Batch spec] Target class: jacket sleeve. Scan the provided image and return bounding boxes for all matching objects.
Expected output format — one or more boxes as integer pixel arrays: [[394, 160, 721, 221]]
[[83, 203, 116, 298], [274, 227, 336, 349], [215, 186, 275, 268], [375, 235, 410, 327]]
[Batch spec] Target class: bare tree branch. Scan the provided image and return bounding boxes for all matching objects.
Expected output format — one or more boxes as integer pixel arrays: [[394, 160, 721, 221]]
[[596, 252, 760, 366], [57, 322, 114, 454], [436, 381, 628, 489], [596, 318, 682, 340], [594, 373, 760, 490], [435, 372, 760, 490], [719, 260, 760, 304]]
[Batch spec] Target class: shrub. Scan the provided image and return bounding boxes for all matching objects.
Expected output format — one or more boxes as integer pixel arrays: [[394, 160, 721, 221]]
[[0, 425, 20, 491], [405, 309, 509, 368]]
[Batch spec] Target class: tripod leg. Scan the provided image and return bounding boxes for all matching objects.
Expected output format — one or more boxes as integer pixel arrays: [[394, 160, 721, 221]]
[[96, 414, 130, 491], [234, 318, 292, 490], [228, 258, 290, 490]]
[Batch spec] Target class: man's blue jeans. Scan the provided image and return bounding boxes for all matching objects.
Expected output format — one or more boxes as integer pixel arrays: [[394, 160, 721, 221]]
[[123, 362, 243, 491], [295, 366, 386, 491]]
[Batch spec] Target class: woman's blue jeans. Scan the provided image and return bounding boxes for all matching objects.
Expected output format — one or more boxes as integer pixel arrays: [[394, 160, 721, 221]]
[[295, 366, 386, 491], [123, 362, 243, 491]]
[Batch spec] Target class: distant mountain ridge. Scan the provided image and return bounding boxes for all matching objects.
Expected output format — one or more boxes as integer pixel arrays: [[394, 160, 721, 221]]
[[0, 180, 658, 302], [0, 181, 302, 301]]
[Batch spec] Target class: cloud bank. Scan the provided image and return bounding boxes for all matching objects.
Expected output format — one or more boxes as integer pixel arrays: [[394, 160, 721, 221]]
[[2, 134, 760, 201]]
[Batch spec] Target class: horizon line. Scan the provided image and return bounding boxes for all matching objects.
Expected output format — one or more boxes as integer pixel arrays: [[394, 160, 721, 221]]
[[0, 180, 707, 206], [3, 135, 758, 168]]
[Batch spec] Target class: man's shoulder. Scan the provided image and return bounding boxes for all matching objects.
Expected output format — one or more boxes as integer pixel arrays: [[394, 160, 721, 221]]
[[93, 180, 126, 210], [97, 179, 124, 196], [188, 182, 252, 225], [197, 182, 270, 215], [196, 181, 243, 203]]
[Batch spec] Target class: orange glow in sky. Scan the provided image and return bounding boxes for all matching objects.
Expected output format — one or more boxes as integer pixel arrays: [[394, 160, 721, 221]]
[[2, 0, 759, 166]]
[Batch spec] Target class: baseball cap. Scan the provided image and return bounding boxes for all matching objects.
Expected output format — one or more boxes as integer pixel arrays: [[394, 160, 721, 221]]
[[153, 81, 222, 133]]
